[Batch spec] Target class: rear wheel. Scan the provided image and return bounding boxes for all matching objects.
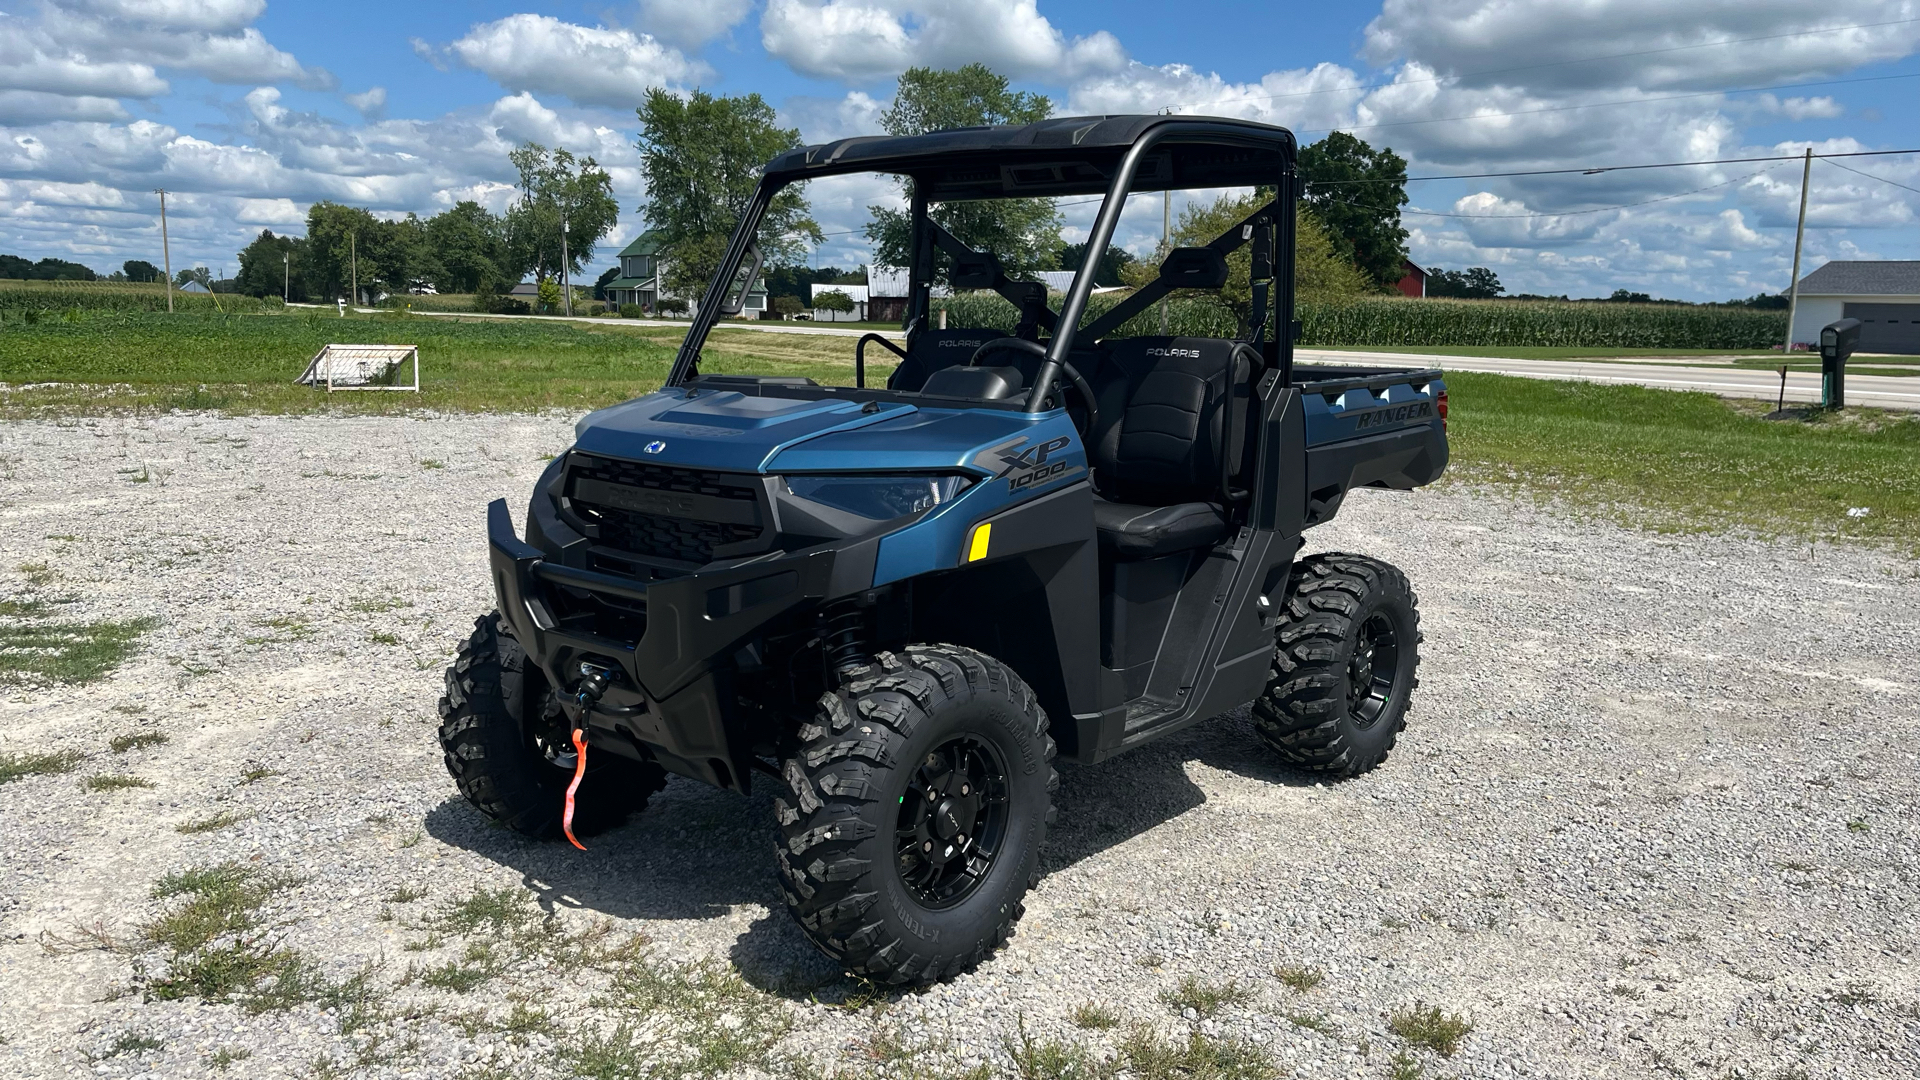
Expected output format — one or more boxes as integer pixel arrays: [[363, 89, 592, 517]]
[[1253, 554, 1421, 777], [774, 645, 1057, 985], [438, 613, 667, 838]]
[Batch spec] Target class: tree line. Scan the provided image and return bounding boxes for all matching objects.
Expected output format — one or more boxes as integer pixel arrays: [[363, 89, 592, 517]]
[[225, 144, 620, 306]]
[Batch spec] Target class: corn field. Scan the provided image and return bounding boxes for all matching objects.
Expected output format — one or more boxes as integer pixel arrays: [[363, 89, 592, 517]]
[[931, 292, 1786, 350], [0, 279, 285, 316]]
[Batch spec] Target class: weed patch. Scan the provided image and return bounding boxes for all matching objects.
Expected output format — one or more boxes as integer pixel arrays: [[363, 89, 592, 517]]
[[1159, 975, 1253, 1019], [106, 1032, 164, 1056], [177, 810, 249, 834], [1070, 1003, 1121, 1030], [1389, 1003, 1473, 1057], [109, 732, 169, 753], [1118, 1025, 1279, 1080], [0, 617, 154, 685], [85, 773, 153, 791], [1273, 964, 1324, 993], [0, 749, 85, 784], [563, 956, 793, 1080]]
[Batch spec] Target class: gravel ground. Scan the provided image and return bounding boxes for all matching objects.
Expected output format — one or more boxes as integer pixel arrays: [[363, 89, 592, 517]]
[[1, 412, 1916, 1080]]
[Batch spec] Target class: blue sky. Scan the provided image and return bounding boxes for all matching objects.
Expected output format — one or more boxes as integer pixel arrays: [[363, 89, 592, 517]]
[[2, 0, 1917, 300]]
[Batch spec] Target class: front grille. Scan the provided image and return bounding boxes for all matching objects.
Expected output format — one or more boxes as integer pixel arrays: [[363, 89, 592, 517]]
[[567, 455, 764, 565]]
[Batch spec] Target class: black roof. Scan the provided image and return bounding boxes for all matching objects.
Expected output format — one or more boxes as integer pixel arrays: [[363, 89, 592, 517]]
[[1795, 260, 1920, 296], [763, 115, 1295, 200]]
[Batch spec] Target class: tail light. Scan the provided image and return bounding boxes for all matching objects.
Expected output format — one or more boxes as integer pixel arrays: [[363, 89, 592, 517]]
[[1436, 389, 1449, 430]]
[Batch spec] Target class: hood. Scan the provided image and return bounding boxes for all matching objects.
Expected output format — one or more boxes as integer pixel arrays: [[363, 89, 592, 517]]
[[574, 388, 1063, 475]]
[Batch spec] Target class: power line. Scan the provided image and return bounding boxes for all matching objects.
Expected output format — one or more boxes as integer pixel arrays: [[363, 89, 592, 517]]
[[1289, 70, 1920, 138], [1310, 147, 1920, 187], [1820, 157, 1920, 197], [1394, 162, 1790, 220], [1156, 16, 1920, 112]]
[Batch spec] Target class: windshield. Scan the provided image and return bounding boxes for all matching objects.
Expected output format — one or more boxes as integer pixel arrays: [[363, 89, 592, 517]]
[[672, 145, 1289, 406]]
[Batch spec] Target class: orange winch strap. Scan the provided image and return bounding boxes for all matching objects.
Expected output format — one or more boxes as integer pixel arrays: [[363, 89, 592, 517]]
[[562, 727, 589, 851]]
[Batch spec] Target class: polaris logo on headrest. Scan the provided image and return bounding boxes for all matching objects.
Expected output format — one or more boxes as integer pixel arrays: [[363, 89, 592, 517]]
[[937, 339, 988, 347], [1145, 347, 1202, 358]]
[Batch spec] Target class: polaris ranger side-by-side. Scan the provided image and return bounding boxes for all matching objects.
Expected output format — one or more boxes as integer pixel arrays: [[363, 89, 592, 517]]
[[439, 115, 1448, 985]]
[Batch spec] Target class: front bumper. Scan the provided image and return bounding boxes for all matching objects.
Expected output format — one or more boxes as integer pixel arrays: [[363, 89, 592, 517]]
[[487, 498, 835, 791]]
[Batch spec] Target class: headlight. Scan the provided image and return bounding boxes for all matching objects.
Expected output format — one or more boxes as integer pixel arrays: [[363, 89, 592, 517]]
[[782, 474, 972, 521]]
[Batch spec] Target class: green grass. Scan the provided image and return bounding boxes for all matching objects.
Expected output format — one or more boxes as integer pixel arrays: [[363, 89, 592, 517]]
[[106, 1032, 165, 1056], [0, 617, 155, 685], [1447, 372, 1920, 547], [0, 749, 86, 784], [1314, 345, 1779, 360], [0, 309, 864, 415]]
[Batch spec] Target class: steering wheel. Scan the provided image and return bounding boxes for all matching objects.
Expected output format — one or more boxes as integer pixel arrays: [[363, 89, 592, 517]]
[[967, 337, 1099, 435]]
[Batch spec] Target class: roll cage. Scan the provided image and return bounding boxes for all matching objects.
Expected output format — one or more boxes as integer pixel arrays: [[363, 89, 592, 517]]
[[665, 115, 1301, 406]]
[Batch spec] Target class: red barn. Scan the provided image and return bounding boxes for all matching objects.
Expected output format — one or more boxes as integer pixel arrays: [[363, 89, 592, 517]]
[[1393, 259, 1427, 298]]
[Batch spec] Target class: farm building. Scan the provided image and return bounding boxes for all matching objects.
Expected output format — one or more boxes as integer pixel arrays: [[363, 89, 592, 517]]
[[1393, 260, 1427, 298], [1789, 261, 1920, 354], [810, 283, 869, 322]]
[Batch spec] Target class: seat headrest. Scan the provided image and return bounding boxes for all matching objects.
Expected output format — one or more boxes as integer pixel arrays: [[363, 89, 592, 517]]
[[1158, 247, 1230, 290]]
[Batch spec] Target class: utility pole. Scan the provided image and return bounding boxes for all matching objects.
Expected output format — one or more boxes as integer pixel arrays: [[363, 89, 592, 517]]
[[283, 253, 289, 302], [350, 230, 358, 310], [560, 198, 573, 317], [1783, 148, 1813, 356], [155, 188, 173, 313], [1160, 187, 1171, 334]]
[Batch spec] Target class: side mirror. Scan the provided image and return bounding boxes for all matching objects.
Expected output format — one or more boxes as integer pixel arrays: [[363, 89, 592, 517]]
[[719, 241, 764, 316]]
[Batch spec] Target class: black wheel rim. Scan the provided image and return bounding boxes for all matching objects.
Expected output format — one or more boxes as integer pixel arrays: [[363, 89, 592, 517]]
[[532, 691, 581, 772], [894, 735, 1010, 909], [1347, 612, 1401, 729]]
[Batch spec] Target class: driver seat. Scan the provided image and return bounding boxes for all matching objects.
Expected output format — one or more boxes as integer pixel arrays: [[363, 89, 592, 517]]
[[1084, 337, 1247, 560], [887, 329, 1006, 392]]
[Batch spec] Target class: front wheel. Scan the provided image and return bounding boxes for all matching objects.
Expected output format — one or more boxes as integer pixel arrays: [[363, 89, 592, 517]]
[[438, 613, 667, 838], [774, 645, 1057, 986], [1253, 553, 1422, 777]]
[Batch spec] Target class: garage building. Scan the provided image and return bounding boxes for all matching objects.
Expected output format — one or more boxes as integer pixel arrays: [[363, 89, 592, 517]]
[[1789, 261, 1920, 354]]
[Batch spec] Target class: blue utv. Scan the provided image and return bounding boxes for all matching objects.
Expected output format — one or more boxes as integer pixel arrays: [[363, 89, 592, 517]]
[[439, 115, 1449, 985]]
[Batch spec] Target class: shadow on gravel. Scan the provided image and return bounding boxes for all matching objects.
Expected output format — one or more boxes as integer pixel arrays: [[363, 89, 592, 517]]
[[424, 709, 1319, 1000]]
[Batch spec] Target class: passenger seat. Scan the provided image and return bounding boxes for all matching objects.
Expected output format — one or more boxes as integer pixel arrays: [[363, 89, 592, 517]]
[[1084, 337, 1248, 559]]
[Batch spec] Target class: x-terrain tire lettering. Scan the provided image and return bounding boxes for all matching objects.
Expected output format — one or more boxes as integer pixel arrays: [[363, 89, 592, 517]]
[[438, 613, 667, 838], [774, 644, 1057, 985], [1253, 554, 1421, 777]]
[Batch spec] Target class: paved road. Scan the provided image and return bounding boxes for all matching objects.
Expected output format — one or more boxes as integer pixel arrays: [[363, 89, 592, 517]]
[[1300, 349, 1920, 412]]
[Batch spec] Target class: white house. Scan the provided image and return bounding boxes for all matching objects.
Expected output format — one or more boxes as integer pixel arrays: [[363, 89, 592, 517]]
[[810, 283, 868, 322], [1789, 261, 1920, 354]]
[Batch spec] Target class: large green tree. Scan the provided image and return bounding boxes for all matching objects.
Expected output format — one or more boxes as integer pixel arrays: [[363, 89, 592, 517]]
[[1125, 191, 1369, 326], [865, 65, 1059, 279], [426, 201, 509, 293], [234, 229, 307, 300], [505, 144, 620, 293], [1298, 132, 1410, 290], [302, 202, 379, 300], [637, 88, 821, 300]]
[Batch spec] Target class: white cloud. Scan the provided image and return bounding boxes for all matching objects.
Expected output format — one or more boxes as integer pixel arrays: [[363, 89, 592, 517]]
[[639, 0, 756, 49], [0, 90, 131, 125], [1362, 0, 1920, 93], [761, 0, 1125, 83], [345, 87, 388, 121], [1068, 61, 1365, 132], [780, 91, 886, 143], [62, 0, 266, 34], [40, 0, 335, 90], [448, 15, 709, 109]]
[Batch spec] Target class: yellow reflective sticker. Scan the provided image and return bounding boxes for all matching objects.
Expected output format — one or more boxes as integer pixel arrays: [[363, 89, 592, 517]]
[[967, 522, 992, 562]]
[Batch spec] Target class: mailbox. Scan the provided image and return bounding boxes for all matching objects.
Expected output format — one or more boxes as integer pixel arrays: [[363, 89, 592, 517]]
[[1819, 318, 1861, 409]]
